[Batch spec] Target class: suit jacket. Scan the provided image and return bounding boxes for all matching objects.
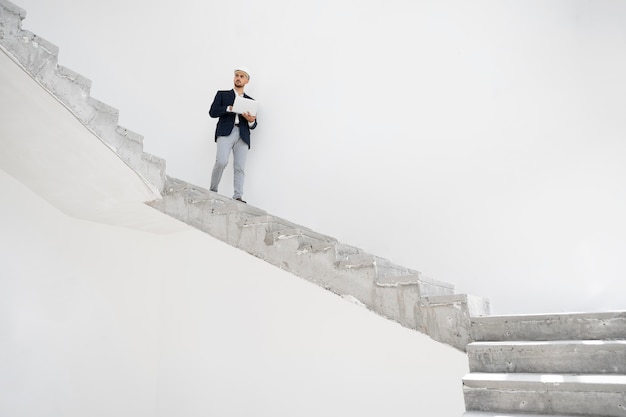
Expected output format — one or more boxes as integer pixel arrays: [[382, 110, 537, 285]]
[[209, 89, 258, 148]]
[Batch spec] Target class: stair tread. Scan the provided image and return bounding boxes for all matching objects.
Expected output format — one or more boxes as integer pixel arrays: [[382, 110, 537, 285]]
[[471, 311, 626, 342], [464, 372, 626, 388], [472, 311, 626, 321], [469, 340, 626, 346], [463, 412, 582, 417]]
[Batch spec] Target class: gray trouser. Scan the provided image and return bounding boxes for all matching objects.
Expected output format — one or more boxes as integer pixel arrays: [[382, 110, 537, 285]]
[[210, 126, 249, 199]]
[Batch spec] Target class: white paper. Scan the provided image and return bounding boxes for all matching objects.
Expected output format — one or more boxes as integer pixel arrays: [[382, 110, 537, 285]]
[[231, 95, 258, 116]]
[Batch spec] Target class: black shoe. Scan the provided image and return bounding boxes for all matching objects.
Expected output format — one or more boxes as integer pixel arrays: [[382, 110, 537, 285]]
[[235, 197, 247, 204]]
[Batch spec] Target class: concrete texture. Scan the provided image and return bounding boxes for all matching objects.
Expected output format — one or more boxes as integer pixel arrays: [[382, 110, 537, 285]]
[[463, 373, 626, 417], [465, 312, 626, 416], [468, 340, 626, 374], [471, 311, 626, 342], [463, 413, 583, 417]]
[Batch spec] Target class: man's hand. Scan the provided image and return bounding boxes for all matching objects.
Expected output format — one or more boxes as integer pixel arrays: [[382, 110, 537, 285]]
[[242, 112, 256, 123]]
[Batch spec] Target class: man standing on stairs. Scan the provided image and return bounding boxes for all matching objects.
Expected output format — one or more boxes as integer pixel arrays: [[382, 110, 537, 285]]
[[209, 67, 258, 203]]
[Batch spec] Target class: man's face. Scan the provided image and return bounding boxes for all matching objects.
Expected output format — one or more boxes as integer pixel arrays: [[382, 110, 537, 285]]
[[234, 71, 249, 88]]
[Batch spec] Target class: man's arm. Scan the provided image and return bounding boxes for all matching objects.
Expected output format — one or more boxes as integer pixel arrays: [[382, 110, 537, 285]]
[[209, 91, 231, 118]]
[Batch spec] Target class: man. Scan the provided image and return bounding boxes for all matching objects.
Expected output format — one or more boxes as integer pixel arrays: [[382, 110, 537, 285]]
[[209, 67, 258, 203]]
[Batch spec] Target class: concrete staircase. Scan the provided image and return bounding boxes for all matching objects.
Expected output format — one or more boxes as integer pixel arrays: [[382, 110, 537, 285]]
[[463, 312, 626, 417], [0, 0, 491, 353], [2, 1, 624, 415]]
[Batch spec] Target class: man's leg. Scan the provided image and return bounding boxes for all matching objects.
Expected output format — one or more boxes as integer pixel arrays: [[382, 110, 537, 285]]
[[210, 130, 237, 192], [232, 138, 249, 200]]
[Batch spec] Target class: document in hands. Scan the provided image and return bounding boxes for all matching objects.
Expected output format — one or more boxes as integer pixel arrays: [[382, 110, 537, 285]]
[[231, 95, 258, 116]]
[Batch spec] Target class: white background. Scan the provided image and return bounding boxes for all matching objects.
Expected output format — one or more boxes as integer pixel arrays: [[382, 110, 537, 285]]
[[13, 0, 626, 314]]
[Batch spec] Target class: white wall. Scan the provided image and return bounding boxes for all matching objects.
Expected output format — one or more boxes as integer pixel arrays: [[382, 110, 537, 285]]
[[0, 168, 468, 417], [12, 0, 626, 314], [0, 170, 160, 417]]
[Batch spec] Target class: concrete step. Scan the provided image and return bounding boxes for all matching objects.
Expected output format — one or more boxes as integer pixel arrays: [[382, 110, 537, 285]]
[[160, 176, 258, 212], [249, 226, 339, 272], [467, 340, 626, 374], [471, 311, 626, 342], [115, 125, 143, 155], [335, 253, 417, 282], [45, 64, 93, 118], [375, 272, 454, 295], [139, 152, 166, 191], [2, 28, 59, 81], [0, 0, 25, 38], [463, 412, 582, 417], [418, 294, 491, 351], [374, 273, 456, 330], [153, 177, 267, 236], [463, 372, 626, 417], [239, 216, 336, 260]]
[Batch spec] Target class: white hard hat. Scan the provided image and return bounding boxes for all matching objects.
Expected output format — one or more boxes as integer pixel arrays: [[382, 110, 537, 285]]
[[234, 67, 251, 79]]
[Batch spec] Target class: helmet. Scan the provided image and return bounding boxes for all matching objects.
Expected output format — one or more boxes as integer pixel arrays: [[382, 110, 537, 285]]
[[234, 67, 251, 79]]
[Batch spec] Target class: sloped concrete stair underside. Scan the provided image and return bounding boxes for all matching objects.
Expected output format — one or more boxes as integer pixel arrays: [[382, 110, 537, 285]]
[[1, 1, 625, 415]]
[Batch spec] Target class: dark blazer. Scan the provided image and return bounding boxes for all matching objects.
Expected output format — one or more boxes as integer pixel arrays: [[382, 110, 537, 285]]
[[209, 89, 258, 148]]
